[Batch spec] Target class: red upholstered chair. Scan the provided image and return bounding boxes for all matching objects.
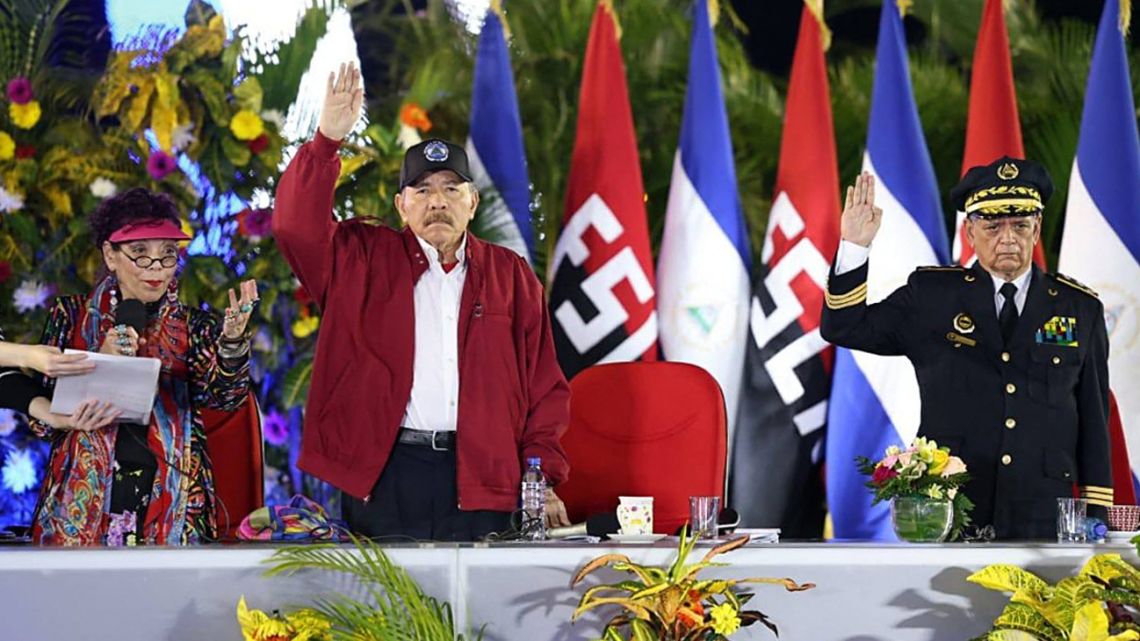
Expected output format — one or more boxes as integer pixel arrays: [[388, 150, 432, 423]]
[[557, 362, 727, 535], [202, 392, 264, 540]]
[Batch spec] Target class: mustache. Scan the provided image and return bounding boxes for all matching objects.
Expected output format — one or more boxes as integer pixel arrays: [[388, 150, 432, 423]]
[[424, 214, 453, 226]]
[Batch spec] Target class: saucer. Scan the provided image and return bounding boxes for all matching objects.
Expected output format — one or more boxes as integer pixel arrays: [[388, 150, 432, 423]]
[[1105, 530, 1140, 543], [608, 533, 666, 543]]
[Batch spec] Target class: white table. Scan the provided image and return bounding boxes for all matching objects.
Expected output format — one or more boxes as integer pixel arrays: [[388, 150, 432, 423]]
[[2, 541, 1135, 640]]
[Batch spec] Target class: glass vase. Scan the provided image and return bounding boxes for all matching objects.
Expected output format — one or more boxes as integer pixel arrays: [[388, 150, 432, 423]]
[[890, 496, 953, 542]]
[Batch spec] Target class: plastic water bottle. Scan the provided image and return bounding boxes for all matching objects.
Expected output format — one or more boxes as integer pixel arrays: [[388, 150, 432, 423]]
[[521, 457, 547, 540]]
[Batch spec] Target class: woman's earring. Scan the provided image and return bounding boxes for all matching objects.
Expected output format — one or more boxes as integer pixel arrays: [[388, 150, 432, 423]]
[[109, 275, 119, 308]]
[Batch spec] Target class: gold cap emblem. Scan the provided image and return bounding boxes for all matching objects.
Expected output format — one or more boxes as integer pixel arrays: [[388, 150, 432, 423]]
[[997, 162, 1020, 180], [953, 313, 975, 334]]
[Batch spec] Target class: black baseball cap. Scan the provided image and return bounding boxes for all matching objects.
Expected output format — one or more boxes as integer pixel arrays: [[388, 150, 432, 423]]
[[399, 139, 474, 190]]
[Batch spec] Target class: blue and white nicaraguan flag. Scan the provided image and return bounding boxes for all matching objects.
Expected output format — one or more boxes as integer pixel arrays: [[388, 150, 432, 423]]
[[825, 0, 949, 540], [656, 0, 752, 435], [467, 6, 535, 263], [1058, 0, 1140, 487]]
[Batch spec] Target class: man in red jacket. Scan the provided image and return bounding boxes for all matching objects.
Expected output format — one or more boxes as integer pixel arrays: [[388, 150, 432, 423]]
[[273, 62, 571, 540]]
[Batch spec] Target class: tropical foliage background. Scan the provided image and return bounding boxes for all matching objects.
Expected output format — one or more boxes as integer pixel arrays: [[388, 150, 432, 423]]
[[1, 0, 1137, 526]]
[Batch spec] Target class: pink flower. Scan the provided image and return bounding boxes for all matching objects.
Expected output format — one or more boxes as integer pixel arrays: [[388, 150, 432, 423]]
[[262, 410, 290, 447], [871, 465, 898, 485], [236, 207, 273, 238], [6, 77, 32, 104], [940, 456, 967, 477], [147, 151, 176, 180], [880, 454, 899, 469], [896, 451, 913, 468]]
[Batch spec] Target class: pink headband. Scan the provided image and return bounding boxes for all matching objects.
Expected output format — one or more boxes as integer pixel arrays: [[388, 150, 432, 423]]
[[108, 219, 190, 243]]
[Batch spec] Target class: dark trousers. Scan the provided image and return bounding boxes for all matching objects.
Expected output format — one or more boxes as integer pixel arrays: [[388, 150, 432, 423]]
[[341, 443, 511, 542]]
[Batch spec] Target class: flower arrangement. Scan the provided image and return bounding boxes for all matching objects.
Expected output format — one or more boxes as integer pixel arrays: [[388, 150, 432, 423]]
[[237, 597, 330, 641], [571, 527, 814, 640], [856, 437, 973, 541], [968, 553, 1140, 641]]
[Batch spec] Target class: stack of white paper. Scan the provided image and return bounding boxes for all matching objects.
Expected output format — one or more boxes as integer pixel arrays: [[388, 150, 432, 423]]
[[50, 350, 161, 424]]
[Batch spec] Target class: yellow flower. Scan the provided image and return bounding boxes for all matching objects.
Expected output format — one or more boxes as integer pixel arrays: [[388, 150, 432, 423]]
[[286, 609, 331, 641], [928, 449, 949, 475], [926, 485, 945, 500], [709, 602, 741, 636], [230, 109, 265, 141], [8, 100, 41, 129], [236, 596, 293, 641], [0, 131, 13, 160], [292, 314, 320, 338]]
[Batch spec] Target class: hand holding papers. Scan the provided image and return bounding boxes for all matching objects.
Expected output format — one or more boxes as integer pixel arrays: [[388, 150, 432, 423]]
[[50, 349, 161, 423]]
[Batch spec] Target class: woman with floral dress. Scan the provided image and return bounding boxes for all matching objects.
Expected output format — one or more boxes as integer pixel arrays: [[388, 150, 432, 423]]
[[31, 188, 258, 545]]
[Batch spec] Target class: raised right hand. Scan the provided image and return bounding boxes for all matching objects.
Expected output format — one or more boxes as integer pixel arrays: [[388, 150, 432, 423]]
[[840, 171, 883, 248], [318, 62, 364, 142]]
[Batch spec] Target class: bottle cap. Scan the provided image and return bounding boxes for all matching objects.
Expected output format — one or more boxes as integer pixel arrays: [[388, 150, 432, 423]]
[[526, 456, 541, 466]]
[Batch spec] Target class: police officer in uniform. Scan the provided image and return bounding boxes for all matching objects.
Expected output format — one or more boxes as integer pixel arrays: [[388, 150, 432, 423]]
[[821, 157, 1112, 540]]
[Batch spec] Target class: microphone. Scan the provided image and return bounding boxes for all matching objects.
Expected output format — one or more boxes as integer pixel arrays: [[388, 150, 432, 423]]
[[548, 512, 620, 539], [116, 299, 148, 337]]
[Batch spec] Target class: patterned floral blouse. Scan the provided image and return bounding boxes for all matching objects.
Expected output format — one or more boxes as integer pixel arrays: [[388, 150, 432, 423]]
[[30, 277, 251, 545]]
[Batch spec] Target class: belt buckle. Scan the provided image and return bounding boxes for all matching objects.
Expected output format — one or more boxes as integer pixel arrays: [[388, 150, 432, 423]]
[[430, 431, 447, 451]]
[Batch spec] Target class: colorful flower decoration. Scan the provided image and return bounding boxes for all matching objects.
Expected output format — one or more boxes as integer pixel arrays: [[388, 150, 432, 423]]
[[6, 77, 32, 104], [89, 178, 118, 199], [399, 102, 433, 132], [262, 410, 290, 447], [248, 133, 270, 155], [1, 448, 37, 494], [230, 109, 265, 141], [13, 279, 51, 313], [709, 603, 741, 636], [236, 207, 273, 239], [8, 100, 41, 129], [0, 131, 13, 160], [14, 145, 34, 159], [291, 314, 319, 339], [147, 150, 177, 180], [0, 186, 24, 213]]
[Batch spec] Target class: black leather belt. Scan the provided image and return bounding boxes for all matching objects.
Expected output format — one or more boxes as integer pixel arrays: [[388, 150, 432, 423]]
[[396, 428, 455, 451]]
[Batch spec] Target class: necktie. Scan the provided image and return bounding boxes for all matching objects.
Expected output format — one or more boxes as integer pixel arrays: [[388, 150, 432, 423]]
[[999, 282, 1018, 344]]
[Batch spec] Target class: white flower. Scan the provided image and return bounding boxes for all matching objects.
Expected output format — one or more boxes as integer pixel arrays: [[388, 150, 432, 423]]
[[397, 123, 422, 150], [948, 487, 958, 500], [926, 485, 944, 500], [2, 448, 36, 494], [0, 185, 24, 213], [261, 109, 285, 130], [13, 279, 51, 313], [89, 177, 118, 199], [171, 122, 196, 152], [0, 410, 17, 437]]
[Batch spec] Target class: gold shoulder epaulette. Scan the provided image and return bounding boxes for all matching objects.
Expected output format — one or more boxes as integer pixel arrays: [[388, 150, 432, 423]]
[[1052, 273, 1099, 299], [915, 265, 965, 272]]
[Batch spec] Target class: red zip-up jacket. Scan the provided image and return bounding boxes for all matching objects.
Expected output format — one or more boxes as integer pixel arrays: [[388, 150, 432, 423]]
[[273, 132, 570, 511]]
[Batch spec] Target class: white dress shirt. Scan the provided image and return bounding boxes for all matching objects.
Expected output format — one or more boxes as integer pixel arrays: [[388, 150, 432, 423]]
[[401, 234, 467, 432], [834, 239, 1033, 316]]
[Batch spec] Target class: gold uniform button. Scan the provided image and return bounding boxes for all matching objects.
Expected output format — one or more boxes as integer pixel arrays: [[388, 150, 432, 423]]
[[1001, 454, 1012, 465], [1005, 418, 1016, 429], [1001, 352, 1010, 363], [1005, 383, 1016, 394], [1052, 356, 1061, 365]]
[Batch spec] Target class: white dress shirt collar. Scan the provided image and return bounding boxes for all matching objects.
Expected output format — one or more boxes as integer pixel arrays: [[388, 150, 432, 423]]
[[415, 232, 468, 270], [987, 265, 1033, 315]]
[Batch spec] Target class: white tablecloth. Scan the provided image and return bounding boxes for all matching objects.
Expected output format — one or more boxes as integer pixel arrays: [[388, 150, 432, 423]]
[[2, 541, 1136, 640]]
